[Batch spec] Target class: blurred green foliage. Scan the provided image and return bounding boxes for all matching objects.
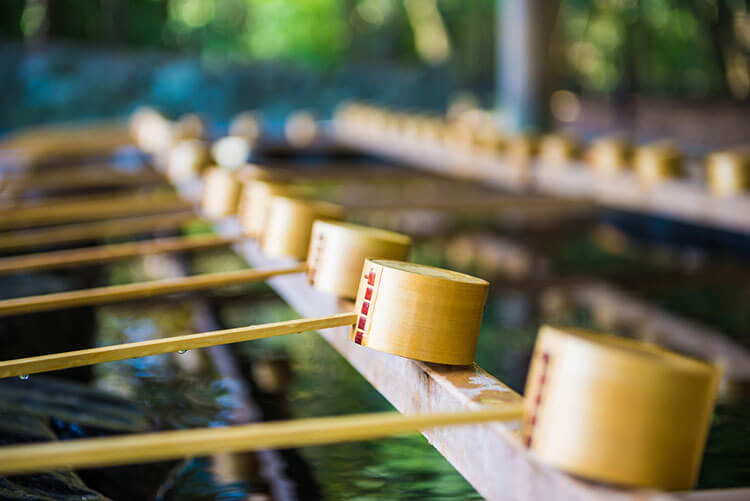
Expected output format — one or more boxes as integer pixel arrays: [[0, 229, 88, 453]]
[[0, 0, 748, 99], [562, 0, 747, 97]]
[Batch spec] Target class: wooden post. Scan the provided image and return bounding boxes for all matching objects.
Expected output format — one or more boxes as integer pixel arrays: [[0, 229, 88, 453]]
[[497, 0, 560, 132]]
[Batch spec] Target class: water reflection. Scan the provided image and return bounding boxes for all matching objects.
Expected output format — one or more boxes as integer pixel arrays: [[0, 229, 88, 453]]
[[93, 301, 276, 499], [217, 299, 482, 500]]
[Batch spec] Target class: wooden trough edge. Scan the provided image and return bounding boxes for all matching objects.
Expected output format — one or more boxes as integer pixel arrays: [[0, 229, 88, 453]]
[[177, 175, 744, 501], [332, 126, 750, 235], [212, 217, 666, 501]]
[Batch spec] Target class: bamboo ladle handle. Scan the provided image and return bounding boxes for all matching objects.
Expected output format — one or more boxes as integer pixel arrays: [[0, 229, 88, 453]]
[[0, 258, 484, 377], [0, 264, 308, 317], [0, 192, 191, 230], [0, 406, 524, 476], [0, 312, 356, 378], [0, 234, 238, 275], [0, 211, 198, 252]]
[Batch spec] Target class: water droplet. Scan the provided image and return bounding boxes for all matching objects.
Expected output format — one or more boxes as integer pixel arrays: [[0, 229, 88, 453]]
[[18, 374, 29, 380], [178, 349, 188, 354]]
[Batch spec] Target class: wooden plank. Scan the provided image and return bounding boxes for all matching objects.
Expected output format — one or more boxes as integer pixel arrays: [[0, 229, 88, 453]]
[[533, 161, 597, 197], [333, 127, 750, 234], [343, 195, 592, 212]]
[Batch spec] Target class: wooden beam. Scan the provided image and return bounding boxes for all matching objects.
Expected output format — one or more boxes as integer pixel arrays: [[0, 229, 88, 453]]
[[333, 126, 750, 234]]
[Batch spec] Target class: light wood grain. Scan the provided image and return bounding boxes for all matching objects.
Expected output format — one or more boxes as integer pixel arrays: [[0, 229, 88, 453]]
[[0, 405, 523, 476], [352, 259, 489, 365], [0, 191, 191, 229], [202, 167, 241, 218], [524, 325, 721, 490], [634, 142, 684, 187], [0, 264, 307, 317], [586, 137, 633, 175], [0, 312, 356, 378], [707, 150, 750, 197], [333, 108, 750, 234], [167, 139, 209, 184], [341, 195, 593, 212], [307, 221, 411, 299], [0, 189, 157, 211], [333, 107, 750, 233], [224, 235, 668, 501], [3, 166, 163, 194], [0, 211, 198, 252], [262, 195, 343, 259], [0, 234, 238, 275], [0, 122, 133, 165], [238, 178, 302, 237], [539, 134, 581, 166]]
